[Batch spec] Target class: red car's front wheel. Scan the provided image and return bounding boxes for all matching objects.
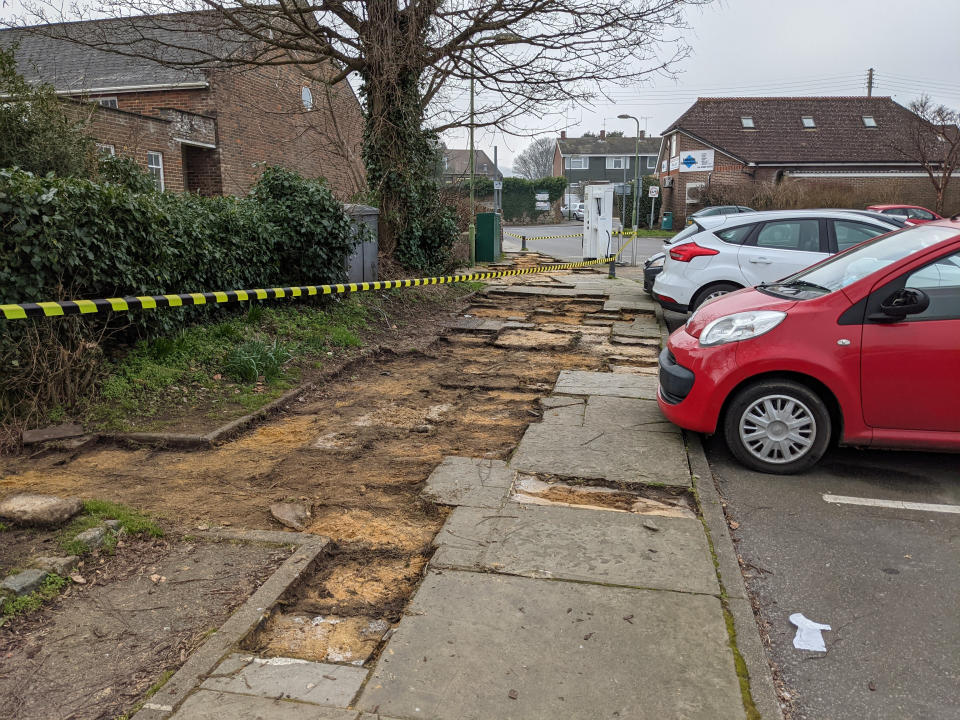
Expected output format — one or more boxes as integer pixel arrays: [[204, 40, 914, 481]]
[[723, 380, 832, 474]]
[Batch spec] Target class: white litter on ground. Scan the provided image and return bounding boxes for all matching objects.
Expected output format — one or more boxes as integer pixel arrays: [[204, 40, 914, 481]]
[[790, 612, 831, 652]]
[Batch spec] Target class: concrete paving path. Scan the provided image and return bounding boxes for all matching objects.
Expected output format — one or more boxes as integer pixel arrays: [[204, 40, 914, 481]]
[[153, 266, 769, 720]]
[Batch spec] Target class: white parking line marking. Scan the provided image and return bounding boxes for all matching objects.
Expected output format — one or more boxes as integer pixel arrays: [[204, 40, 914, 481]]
[[822, 494, 960, 514]]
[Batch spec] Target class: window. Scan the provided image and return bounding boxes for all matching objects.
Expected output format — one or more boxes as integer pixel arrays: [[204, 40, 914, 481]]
[[755, 220, 821, 251], [96, 143, 115, 156], [147, 151, 164, 191], [801, 116, 816, 129], [862, 115, 877, 128], [301, 86, 313, 110], [605, 156, 628, 170], [907, 208, 936, 221], [715, 224, 755, 245], [646, 156, 657, 170], [740, 116, 755, 129], [881, 208, 907, 216], [97, 97, 118, 109], [897, 250, 960, 321], [832, 220, 886, 252], [565, 155, 588, 170]]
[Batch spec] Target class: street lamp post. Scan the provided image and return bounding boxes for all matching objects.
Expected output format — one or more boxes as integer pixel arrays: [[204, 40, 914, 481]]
[[617, 114, 641, 248], [469, 48, 476, 265]]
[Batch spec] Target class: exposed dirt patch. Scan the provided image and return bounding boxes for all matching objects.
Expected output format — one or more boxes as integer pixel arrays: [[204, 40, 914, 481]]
[[0, 526, 63, 576], [0, 264, 660, 673], [0, 537, 288, 720], [513, 475, 695, 518]]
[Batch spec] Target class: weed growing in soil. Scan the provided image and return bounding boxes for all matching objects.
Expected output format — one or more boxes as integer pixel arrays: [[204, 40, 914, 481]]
[[0, 573, 68, 624], [0, 522, 7, 532], [224, 340, 292, 383], [59, 500, 162, 555]]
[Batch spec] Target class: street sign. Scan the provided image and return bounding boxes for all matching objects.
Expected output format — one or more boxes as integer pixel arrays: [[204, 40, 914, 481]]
[[613, 183, 630, 194], [648, 186, 660, 198], [493, 181, 503, 190], [535, 201, 550, 211], [535, 191, 549, 201]]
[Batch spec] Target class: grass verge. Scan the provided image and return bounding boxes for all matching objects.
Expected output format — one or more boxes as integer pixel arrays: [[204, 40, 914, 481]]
[[59, 500, 163, 556], [0, 573, 68, 625]]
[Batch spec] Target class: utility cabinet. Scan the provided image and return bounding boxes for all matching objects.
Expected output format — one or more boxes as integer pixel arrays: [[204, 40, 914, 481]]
[[583, 185, 614, 259], [476, 212, 501, 263], [344, 204, 379, 282]]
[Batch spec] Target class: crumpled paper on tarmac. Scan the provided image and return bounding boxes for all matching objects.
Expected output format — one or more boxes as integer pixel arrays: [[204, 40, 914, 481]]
[[789, 612, 831, 652]]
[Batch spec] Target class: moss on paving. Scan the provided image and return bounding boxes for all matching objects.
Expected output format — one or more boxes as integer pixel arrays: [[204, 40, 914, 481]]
[[0, 573, 68, 625]]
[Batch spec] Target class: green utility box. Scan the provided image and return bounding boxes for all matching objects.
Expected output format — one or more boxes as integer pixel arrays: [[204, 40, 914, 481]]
[[661, 211, 673, 231], [475, 212, 501, 263]]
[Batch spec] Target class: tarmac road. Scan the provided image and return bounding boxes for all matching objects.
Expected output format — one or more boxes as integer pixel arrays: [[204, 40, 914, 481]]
[[705, 427, 960, 719], [660, 308, 960, 718], [503, 222, 667, 265]]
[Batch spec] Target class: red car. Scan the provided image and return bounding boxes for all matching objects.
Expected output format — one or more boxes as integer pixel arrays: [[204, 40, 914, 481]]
[[867, 204, 942, 224], [658, 219, 960, 474]]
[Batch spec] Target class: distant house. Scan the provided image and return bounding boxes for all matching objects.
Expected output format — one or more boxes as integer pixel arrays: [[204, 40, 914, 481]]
[[442, 149, 503, 183], [655, 96, 954, 224], [553, 130, 662, 196], [0, 12, 365, 197]]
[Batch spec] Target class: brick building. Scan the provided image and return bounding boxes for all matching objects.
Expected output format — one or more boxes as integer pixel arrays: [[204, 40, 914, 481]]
[[655, 97, 958, 226], [442, 149, 503, 184], [553, 130, 663, 197], [1, 12, 365, 197]]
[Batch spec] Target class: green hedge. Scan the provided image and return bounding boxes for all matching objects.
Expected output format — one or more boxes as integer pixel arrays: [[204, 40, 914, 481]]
[[501, 176, 567, 222], [0, 166, 359, 337]]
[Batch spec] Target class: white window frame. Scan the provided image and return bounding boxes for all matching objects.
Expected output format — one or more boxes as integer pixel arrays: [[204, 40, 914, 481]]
[[96, 97, 118, 109], [862, 115, 877, 128], [740, 116, 755, 129], [645, 155, 657, 170], [565, 155, 588, 170], [301, 86, 313, 110], [605, 156, 628, 170], [801, 116, 816, 129], [147, 151, 165, 191], [96, 143, 115, 156]]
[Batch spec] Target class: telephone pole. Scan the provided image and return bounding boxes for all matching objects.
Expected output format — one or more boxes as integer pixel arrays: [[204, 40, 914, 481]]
[[867, 68, 874, 97]]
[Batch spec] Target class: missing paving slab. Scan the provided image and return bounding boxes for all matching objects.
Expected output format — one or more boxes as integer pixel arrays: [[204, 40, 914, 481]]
[[512, 473, 695, 518]]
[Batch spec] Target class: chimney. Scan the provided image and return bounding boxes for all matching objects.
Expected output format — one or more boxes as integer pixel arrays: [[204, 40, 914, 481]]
[[560, 130, 566, 139], [639, 130, 645, 139], [599, 129, 606, 140]]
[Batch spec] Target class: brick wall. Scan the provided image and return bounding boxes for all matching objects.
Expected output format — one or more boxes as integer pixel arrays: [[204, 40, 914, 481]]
[[182, 144, 222, 196], [72, 101, 186, 193]]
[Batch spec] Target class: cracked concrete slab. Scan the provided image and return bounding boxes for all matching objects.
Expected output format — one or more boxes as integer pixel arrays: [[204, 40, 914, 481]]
[[200, 654, 366, 707], [611, 320, 662, 339], [583, 396, 680, 434], [509, 423, 690, 487], [493, 329, 578, 350], [168, 690, 359, 719], [554, 369, 659, 399], [431, 503, 717, 594], [358, 571, 743, 720], [421, 456, 514, 508], [604, 298, 657, 313]]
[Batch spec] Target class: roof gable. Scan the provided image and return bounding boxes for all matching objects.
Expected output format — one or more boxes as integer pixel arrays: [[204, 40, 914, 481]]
[[663, 97, 922, 164], [557, 136, 662, 156]]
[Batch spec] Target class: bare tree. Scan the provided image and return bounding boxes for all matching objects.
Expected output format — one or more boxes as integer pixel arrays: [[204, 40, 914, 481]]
[[897, 96, 960, 215], [9, 0, 707, 260], [513, 136, 556, 180]]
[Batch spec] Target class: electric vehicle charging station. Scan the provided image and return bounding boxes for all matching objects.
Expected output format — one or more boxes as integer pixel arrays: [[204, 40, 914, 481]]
[[582, 184, 613, 260]]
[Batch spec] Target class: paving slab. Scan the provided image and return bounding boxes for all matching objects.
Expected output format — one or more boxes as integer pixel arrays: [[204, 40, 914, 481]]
[[200, 654, 367, 707], [540, 396, 585, 425], [448, 316, 505, 332], [168, 689, 359, 719], [583, 396, 680, 434], [431, 504, 717, 594], [421, 456, 514, 509], [611, 320, 662, 339], [604, 298, 657, 313], [358, 571, 744, 720], [553, 369, 659, 399], [509, 422, 691, 487]]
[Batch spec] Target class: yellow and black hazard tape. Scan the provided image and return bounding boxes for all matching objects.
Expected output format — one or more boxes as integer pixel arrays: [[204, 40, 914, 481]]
[[0, 255, 620, 321], [505, 231, 584, 241]]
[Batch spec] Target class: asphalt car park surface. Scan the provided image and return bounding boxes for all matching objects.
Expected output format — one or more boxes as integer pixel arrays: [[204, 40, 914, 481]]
[[662, 310, 960, 719]]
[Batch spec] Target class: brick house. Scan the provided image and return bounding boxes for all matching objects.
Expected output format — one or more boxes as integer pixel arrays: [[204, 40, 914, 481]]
[[1, 12, 365, 197], [655, 96, 958, 226], [442, 149, 503, 183], [553, 131, 663, 197]]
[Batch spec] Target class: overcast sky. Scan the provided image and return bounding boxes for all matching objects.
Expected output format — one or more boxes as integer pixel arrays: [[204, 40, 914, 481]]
[[3, 0, 958, 173], [454, 0, 960, 171]]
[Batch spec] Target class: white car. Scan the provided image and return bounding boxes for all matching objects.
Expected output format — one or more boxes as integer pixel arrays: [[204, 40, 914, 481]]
[[651, 209, 905, 312]]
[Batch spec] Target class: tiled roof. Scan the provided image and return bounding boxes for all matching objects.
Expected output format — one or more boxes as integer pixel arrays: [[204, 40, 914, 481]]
[[0, 11, 247, 92], [663, 97, 921, 164], [443, 149, 503, 179], [557, 136, 662, 156]]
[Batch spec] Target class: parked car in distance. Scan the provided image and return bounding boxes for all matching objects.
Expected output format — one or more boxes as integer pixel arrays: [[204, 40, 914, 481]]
[[561, 202, 585, 220], [658, 220, 960, 474], [652, 209, 904, 312], [867, 204, 942, 224], [686, 205, 754, 226]]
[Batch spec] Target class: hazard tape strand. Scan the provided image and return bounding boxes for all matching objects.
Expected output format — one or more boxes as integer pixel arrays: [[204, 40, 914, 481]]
[[0, 255, 624, 321]]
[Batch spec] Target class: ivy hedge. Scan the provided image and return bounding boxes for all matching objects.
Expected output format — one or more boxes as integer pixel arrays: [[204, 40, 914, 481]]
[[451, 176, 567, 222], [0, 166, 359, 338]]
